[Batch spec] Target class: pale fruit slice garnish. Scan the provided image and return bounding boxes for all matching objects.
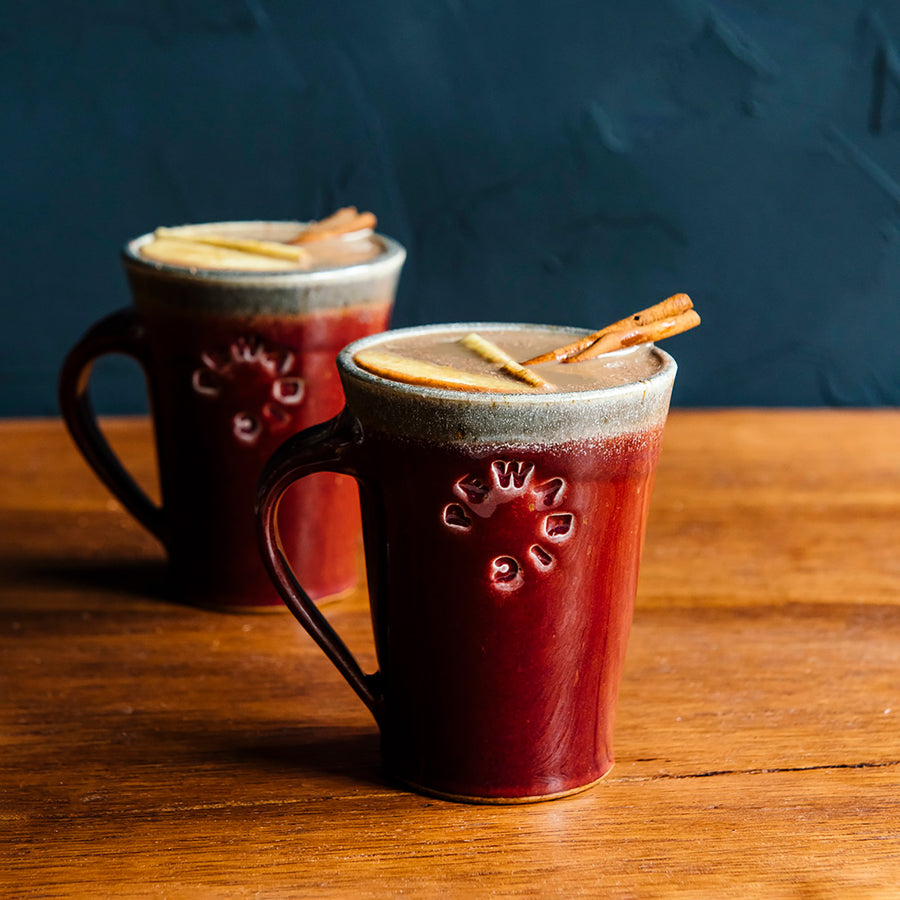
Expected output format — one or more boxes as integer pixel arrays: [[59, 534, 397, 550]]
[[459, 332, 551, 389], [154, 227, 310, 263], [353, 349, 537, 392], [141, 238, 303, 270]]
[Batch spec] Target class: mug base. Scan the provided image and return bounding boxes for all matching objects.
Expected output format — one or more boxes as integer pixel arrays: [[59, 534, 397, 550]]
[[393, 767, 613, 805]]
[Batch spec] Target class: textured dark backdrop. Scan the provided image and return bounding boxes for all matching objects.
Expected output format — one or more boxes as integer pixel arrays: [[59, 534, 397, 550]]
[[3, 1, 899, 413]]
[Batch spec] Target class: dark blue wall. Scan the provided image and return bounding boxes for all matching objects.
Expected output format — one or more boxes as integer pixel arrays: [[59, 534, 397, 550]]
[[3, 1, 899, 413]]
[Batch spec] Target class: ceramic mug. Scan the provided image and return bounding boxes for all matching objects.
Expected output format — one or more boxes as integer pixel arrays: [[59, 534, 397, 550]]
[[59, 222, 405, 609], [257, 322, 677, 801]]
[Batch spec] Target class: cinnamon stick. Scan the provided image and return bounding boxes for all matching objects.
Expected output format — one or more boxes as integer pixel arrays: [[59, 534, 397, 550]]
[[289, 206, 377, 244], [568, 309, 700, 361], [522, 293, 694, 365]]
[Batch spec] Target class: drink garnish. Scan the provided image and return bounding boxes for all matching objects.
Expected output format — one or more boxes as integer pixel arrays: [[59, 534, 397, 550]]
[[153, 227, 311, 263], [459, 332, 552, 389], [522, 293, 699, 364], [288, 206, 377, 244], [353, 349, 536, 393]]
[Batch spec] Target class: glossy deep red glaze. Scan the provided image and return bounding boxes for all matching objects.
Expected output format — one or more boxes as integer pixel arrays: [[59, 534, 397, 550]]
[[146, 302, 391, 607], [352, 427, 663, 799]]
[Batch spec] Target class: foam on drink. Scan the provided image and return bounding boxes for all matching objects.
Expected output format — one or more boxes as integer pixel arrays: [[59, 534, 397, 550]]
[[359, 326, 665, 394]]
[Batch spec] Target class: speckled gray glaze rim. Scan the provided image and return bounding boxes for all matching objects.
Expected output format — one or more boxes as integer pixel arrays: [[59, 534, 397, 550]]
[[338, 322, 678, 445], [122, 221, 407, 289]]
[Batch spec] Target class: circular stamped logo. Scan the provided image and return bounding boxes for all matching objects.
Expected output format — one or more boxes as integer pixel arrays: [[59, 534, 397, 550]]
[[192, 336, 305, 446], [442, 459, 575, 593]]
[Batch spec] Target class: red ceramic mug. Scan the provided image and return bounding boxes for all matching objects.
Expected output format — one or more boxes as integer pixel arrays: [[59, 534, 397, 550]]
[[257, 323, 677, 801], [59, 221, 405, 609]]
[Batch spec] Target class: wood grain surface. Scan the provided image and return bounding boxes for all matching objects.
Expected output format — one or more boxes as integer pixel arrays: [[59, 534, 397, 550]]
[[2, 411, 898, 898]]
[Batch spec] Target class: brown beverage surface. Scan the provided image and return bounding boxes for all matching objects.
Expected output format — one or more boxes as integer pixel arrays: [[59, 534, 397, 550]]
[[139, 222, 383, 271], [373, 326, 664, 392]]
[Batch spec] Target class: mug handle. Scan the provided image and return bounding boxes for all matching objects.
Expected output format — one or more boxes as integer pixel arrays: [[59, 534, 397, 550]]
[[256, 409, 385, 726], [58, 308, 167, 544]]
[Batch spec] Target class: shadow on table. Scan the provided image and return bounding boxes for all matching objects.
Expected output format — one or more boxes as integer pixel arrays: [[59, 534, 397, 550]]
[[207, 726, 388, 792], [5, 557, 171, 603]]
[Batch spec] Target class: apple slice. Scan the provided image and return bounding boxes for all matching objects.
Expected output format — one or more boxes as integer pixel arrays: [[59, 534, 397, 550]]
[[154, 227, 310, 263], [459, 332, 551, 389], [353, 350, 537, 393]]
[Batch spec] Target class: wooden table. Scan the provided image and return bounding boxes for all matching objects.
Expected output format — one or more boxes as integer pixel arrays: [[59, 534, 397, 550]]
[[2, 411, 898, 897]]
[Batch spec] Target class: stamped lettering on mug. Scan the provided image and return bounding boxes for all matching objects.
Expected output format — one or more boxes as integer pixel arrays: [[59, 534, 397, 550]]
[[441, 460, 574, 593], [191, 335, 306, 446]]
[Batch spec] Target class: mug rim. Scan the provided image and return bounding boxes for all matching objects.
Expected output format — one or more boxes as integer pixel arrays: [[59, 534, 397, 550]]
[[122, 221, 406, 287], [339, 321, 677, 406]]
